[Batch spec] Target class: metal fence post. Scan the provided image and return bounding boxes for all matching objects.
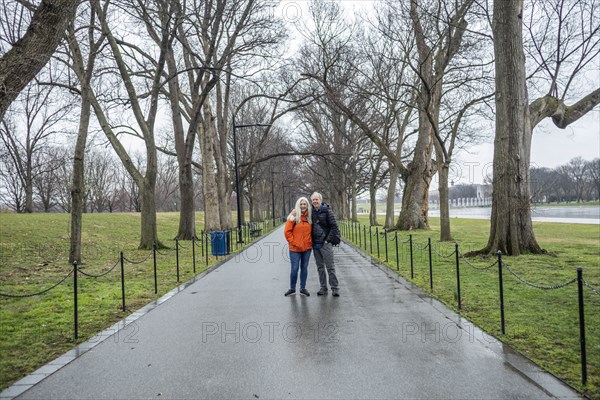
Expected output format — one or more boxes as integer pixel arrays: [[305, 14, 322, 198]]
[[153, 243, 158, 294], [577, 267, 587, 385], [395, 232, 399, 271], [376, 227, 380, 259], [369, 226, 373, 254], [176, 238, 180, 282], [363, 225, 367, 251], [120, 251, 126, 312], [455, 243, 461, 310], [201, 231, 204, 257], [428, 238, 433, 291], [192, 236, 196, 274], [498, 251, 505, 334], [409, 234, 414, 279], [358, 223, 362, 248], [384, 229, 388, 262], [205, 232, 209, 267], [73, 261, 78, 340]]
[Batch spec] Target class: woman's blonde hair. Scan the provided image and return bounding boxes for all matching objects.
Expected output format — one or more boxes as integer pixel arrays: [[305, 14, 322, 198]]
[[289, 197, 312, 224]]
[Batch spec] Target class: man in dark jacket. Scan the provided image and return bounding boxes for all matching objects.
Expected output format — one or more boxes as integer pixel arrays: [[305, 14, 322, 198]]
[[310, 192, 340, 296]]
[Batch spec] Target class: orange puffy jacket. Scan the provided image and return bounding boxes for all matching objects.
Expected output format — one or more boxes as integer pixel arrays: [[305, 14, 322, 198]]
[[284, 212, 312, 252]]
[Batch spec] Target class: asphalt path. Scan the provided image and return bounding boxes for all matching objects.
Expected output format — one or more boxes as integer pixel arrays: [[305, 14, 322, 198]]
[[11, 227, 579, 399]]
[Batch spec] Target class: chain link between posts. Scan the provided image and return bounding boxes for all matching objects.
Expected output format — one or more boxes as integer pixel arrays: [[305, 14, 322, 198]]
[[0, 269, 74, 298]]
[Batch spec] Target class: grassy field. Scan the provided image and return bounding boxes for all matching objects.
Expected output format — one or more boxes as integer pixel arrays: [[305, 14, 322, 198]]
[[0, 212, 278, 391], [340, 216, 600, 399]]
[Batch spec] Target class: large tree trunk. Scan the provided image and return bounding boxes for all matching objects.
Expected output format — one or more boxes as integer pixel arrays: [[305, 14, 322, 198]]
[[177, 164, 196, 239], [214, 79, 233, 230], [385, 168, 399, 230], [139, 179, 160, 249], [396, 117, 434, 230], [437, 161, 453, 241], [481, 0, 543, 256], [24, 166, 33, 213], [69, 94, 91, 264], [166, 47, 196, 240], [350, 182, 357, 222], [369, 183, 378, 226], [200, 109, 221, 232], [0, 0, 80, 120]]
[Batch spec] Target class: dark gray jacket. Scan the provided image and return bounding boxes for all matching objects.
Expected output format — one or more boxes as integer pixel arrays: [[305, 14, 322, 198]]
[[311, 204, 340, 244]]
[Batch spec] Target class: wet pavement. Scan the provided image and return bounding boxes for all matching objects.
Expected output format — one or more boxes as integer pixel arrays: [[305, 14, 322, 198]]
[[3, 227, 581, 399]]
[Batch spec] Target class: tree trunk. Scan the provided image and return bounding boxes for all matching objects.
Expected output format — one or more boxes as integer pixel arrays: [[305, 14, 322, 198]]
[[480, 0, 543, 256], [24, 166, 33, 213], [139, 179, 160, 249], [396, 122, 434, 230], [199, 113, 221, 232], [385, 168, 399, 230], [69, 94, 91, 264], [437, 162, 453, 241], [0, 0, 80, 120], [177, 163, 196, 239], [350, 182, 357, 222], [166, 47, 196, 240], [369, 183, 378, 226], [216, 156, 233, 228]]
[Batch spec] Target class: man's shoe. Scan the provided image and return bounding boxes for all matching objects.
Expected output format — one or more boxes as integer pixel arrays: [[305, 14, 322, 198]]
[[284, 289, 296, 296], [300, 288, 310, 296], [317, 288, 328, 296], [332, 289, 340, 297]]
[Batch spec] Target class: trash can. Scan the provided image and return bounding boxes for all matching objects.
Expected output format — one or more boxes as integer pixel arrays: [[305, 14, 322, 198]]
[[210, 231, 230, 256]]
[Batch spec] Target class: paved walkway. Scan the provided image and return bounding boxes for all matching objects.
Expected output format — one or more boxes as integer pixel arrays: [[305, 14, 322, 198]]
[[3, 227, 580, 399]]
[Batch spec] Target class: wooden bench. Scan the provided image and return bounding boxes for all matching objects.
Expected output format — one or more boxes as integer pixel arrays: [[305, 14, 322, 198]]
[[248, 222, 262, 238]]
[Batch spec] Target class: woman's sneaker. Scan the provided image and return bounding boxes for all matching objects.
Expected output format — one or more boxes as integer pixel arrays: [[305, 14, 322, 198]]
[[284, 289, 296, 296], [300, 288, 310, 296]]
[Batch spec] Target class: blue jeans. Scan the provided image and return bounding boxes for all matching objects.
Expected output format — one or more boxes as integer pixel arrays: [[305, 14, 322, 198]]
[[289, 250, 311, 290]]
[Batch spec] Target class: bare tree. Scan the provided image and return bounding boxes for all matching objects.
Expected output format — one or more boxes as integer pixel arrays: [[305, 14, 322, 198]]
[[558, 157, 589, 203], [32, 146, 68, 211], [0, 83, 72, 213], [586, 158, 600, 200], [0, 144, 25, 212], [155, 152, 179, 212], [86, 149, 117, 212]]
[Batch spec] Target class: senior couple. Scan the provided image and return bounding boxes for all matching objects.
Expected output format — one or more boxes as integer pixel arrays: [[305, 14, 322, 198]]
[[283, 192, 340, 297]]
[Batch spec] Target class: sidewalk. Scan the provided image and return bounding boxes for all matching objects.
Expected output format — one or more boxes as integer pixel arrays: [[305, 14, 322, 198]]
[[3, 227, 580, 399]]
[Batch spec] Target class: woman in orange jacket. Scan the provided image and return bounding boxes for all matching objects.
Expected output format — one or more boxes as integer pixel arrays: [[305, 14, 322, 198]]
[[284, 197, 312, 296]]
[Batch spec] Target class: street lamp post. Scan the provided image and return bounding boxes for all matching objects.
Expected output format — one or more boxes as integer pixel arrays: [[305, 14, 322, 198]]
[[232, 116, 271, 243], [281, 182, 286, 219], [270, 169, 276, 225]]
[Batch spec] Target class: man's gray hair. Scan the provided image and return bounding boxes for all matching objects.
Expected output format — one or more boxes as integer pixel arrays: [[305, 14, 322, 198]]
[[310, 192, 323, 201]]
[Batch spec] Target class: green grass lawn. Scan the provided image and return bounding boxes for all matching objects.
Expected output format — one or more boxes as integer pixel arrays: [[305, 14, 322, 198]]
[[0, 212, 278, 391], [340, 216, 600, 399]]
